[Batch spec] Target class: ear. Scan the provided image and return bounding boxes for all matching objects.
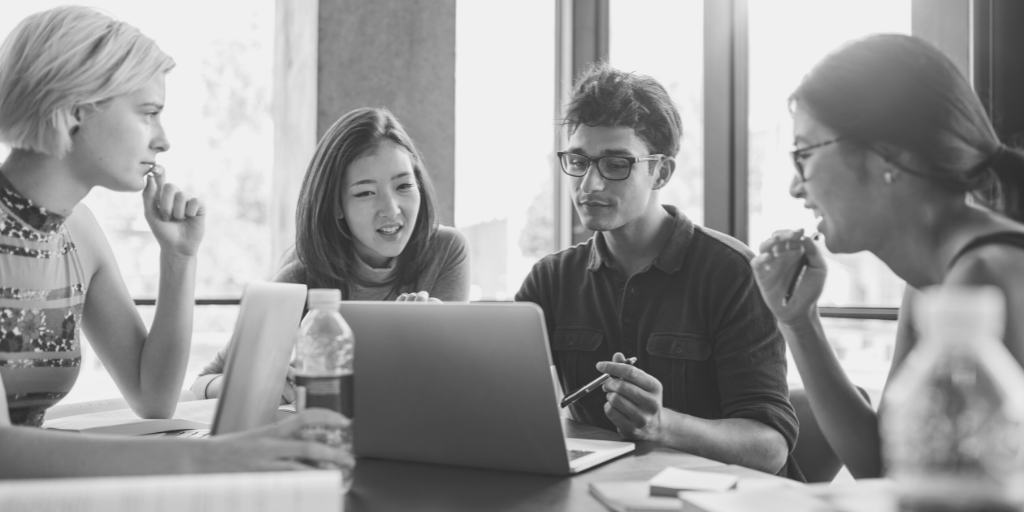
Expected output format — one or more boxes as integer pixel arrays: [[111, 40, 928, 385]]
[[651, 156, 676, 190], [68, 107, 83, 137]]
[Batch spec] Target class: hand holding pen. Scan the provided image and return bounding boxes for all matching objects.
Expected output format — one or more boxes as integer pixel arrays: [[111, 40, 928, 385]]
[[561, 356, 638, 408], [751, 229, 828, 322]]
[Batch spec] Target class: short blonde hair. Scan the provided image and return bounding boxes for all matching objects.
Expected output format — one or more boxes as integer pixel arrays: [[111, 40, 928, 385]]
[[0, 6, 175, 158]]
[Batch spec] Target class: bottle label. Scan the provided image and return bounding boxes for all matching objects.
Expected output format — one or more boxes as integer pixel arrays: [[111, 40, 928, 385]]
[[295, 374, 354, 418]]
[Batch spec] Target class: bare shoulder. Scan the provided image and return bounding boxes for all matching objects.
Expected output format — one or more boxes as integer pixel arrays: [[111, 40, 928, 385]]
[[946, 240, 1024, 287], [273, 259, 306, 284], [64, 203, 115, 276]]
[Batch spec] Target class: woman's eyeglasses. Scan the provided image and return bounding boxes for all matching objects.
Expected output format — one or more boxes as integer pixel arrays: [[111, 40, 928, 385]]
[[790, 138, 843, 181]]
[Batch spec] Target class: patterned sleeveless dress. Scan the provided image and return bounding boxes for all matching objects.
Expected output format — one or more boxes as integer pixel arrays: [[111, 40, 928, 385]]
[[0, 172, 86, 427]]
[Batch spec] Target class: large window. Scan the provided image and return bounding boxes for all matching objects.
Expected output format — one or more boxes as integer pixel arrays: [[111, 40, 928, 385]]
[[747, 0, 912, 399], [747, 0, 911, 308], [609, 0, 704, 225], [0, 1, 273, 403], [455, 1, 556, 301]]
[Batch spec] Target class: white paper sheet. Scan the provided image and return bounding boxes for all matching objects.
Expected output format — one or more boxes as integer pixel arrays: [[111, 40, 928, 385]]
[[0, 470, 342, 512]]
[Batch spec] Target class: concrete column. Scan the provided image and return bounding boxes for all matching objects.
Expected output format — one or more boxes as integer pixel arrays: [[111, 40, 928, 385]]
[[318, 0, 456, 225]]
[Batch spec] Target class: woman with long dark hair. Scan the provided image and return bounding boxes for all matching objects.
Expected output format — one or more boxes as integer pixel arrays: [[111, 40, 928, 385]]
[[752, 34, 1024, 479], [194, 107, 469, 400]]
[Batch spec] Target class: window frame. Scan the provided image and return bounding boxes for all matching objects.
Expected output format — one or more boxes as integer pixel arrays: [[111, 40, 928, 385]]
[[554, 0, 973, 320]]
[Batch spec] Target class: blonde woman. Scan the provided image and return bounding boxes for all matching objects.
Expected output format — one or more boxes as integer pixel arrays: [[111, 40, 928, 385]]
[[0, 6, 350, 477]]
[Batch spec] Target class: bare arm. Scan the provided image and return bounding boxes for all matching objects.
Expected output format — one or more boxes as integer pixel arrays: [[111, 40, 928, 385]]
[[0, 408, 351, 479], [76, 173, 203, 418], [752, 230, 882, 478], [599, 355, 789, 474]]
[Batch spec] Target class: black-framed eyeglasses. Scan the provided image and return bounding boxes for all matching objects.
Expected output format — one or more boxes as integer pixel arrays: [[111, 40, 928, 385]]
[[790, 138, 843, 181], [557, 151, 664, 181]]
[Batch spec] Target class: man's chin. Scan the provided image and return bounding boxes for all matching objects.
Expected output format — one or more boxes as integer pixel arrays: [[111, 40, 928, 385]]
[[580, 216, 619, 232]]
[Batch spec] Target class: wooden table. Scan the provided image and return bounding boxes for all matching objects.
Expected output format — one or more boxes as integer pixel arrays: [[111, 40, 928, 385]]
[[345, 418, 774, 512]]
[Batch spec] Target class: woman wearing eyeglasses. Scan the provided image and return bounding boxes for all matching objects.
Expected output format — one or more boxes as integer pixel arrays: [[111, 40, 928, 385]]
[[751, 34, 1024, 479]]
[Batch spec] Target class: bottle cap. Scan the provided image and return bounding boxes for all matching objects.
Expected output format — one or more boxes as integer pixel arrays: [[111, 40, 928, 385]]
[[307, 288, 342, 308], [914, 285, 1005, 342]]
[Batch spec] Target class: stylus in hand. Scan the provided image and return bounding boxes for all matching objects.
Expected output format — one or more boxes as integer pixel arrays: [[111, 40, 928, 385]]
[[560, 357, 638, 408]]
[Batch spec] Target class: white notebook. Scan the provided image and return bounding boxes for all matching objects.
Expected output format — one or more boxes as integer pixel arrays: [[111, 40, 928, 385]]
[[42, 399, 220, 435], [0, 470, 342, 512]]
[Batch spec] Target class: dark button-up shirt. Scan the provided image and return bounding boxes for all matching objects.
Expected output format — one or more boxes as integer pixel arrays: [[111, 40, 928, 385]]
[[516, 206, 800, 478]]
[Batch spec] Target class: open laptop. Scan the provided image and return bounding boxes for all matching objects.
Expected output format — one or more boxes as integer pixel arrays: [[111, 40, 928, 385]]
[[163, 281, 307, 437], [338, 301, 635, 475]]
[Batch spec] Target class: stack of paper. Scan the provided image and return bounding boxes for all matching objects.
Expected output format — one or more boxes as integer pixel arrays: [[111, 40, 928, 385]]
[[590, 466, 758, 512], [0, 471, 342, 512], [42, 399, 219, 435], [648, 467, 738, 496]]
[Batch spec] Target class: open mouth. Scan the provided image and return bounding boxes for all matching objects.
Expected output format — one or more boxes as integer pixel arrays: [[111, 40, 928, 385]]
[[378, 224, 403, 236]]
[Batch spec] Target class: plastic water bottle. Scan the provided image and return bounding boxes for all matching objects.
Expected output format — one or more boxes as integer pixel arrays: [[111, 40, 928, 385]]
[[293, 288, 355, 492], [882, 286, 1024, 512]]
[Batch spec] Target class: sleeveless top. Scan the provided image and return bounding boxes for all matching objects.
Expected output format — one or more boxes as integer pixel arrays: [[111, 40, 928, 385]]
[[948, 232, 1024, 270], [0, 172, 86, 427]]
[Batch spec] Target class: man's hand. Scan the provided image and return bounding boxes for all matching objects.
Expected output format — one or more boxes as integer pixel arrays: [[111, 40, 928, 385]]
[[598, 352, 666, 442]]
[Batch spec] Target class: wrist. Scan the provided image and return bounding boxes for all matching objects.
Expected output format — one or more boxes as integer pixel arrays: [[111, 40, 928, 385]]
[[779, 304, 819, 330], [160, 250, 198, 270]]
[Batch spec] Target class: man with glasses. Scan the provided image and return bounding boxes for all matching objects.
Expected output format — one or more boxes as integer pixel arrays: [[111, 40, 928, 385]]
[[516, 64, 800, 478]]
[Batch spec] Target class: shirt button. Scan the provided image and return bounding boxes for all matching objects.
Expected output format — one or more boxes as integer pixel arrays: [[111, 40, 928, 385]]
[[674, 346, 683, 354]]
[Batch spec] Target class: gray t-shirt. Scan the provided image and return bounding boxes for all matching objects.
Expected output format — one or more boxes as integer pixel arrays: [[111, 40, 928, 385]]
[[190, 225, 470, 398]]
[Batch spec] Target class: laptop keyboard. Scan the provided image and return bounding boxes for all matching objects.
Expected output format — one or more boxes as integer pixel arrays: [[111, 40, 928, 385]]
[[568, 449, 595, 461]]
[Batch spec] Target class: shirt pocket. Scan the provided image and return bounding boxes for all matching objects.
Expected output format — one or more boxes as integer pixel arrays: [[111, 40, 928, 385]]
[[646, 333, 718, 417], [551, 327, 605, 405]]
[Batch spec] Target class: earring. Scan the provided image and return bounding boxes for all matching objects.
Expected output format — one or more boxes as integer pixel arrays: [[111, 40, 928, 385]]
[[884, 172, 894, 184]]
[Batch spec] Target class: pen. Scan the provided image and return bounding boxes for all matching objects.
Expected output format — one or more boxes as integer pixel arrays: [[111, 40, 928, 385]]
[[560, 357, 638, 408], [782, 232, 821, 306]]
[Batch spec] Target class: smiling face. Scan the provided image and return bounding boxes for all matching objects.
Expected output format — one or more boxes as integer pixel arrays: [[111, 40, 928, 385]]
[[567, 125, 665, 233], [791, 105, 886, 254], [341, 141, 421, 268], [66, 74, 169, 192]]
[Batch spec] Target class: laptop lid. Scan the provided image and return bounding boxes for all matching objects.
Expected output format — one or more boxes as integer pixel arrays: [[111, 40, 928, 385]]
[[343, 301, 629, 475], [211, 281, 307, 436]]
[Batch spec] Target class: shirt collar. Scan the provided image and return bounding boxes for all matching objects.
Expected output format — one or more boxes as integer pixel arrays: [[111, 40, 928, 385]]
[[586, 205, 695, 274], [0, 170, 68, 234]]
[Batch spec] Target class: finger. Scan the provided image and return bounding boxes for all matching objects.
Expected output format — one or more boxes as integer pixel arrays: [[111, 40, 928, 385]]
[[143, 172, 159, 204], [158, 183, 179, 221], [396, 294, 408, 302], [171, 191, 188, 221], [595, 362, 660, 393], [184, 197, 205, 217], [611, 352, 626, 364], [604, 402, 639, 438], [415, 291, 429, 302], [802, 235, 827, 269], [263, 439, 352, 468], [605, 391, 649, 427], [602, 377, 661, 410], [428, 297, 443, 303], [274, 408, 350, 437]]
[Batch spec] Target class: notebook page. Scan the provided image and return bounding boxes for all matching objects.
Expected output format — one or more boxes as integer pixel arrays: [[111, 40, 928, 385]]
[[43, 400, 220, 433], [0, 470, 342, 512]]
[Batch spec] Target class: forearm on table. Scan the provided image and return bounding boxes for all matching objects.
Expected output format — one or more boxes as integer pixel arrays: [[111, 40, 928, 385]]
[[136, 252, 198, 417], [657, 410, 789, 473], [0, 427, 214, 479], [779, 308, 881, 478]]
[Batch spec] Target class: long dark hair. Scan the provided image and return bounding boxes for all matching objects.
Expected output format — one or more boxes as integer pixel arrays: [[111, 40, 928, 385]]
[[791, 34, 1024, 220], [294, 107, 438, 298]]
